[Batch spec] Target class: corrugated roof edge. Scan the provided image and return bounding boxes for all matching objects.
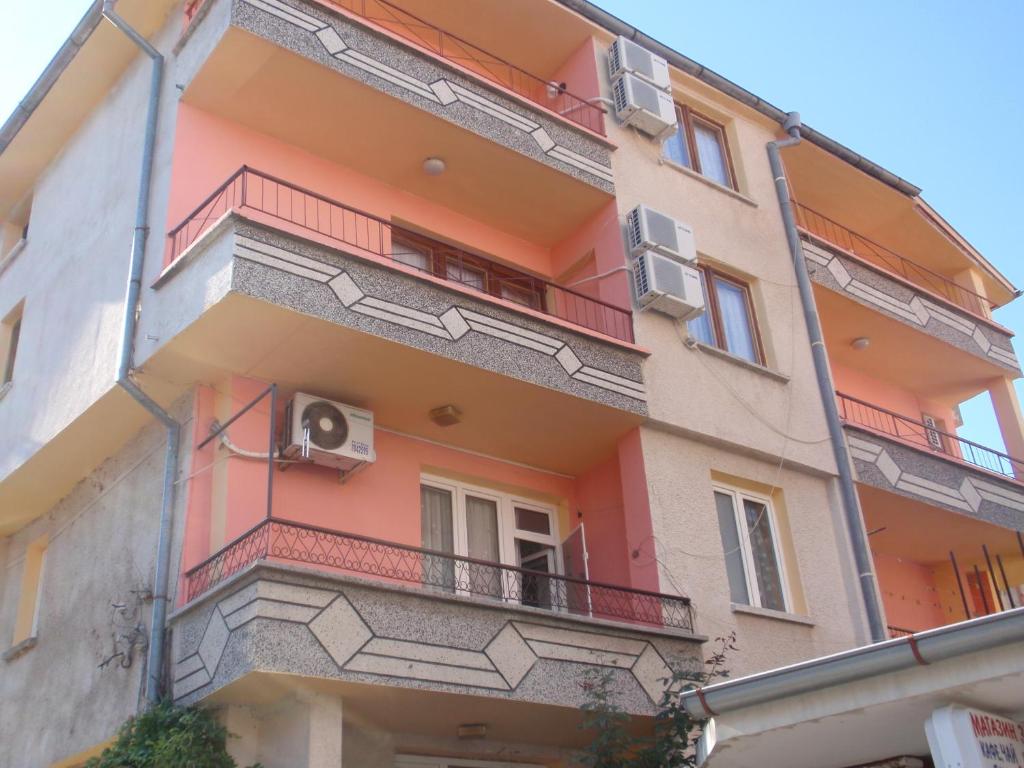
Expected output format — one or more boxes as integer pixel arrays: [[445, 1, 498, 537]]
[[556, 0, 923, 198]]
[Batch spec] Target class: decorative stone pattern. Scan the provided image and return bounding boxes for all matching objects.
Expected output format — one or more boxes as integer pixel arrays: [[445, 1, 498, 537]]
[[229, 0, 614, 191], [171, 566, 702, 714], [226, 220, 647, 412], [846, 427, 1024, 530], [803, 238, 1020, 373]]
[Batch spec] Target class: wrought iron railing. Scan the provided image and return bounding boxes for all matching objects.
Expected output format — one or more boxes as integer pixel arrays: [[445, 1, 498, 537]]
[[886, 625, 916, 639], [794, 202, 994, 319], [166, 167, 635, 342], [836, 392, 1023, 480], [184, 0, 605, 134], [184, 517, 695, 632]]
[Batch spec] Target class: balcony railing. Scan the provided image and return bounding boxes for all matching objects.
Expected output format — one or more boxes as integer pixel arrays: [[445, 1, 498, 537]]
[[183, 517, 696, 633], [184, 0, 605, 135], [794, 203, 994, 319], [166, 167, 634, 343], [836, 392, 1023, 480]]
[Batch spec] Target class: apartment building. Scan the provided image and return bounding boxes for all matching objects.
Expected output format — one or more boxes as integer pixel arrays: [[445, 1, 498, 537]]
[[0, 0, 1019, 766]]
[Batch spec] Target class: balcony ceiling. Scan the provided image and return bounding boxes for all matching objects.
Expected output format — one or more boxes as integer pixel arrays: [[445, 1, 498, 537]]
[[860, 483, 1023, 564], [786, 141, 1014, 307], [183, 27, 611, 247], [140, 292, 642, 476], [815, 286, 1006, 404]]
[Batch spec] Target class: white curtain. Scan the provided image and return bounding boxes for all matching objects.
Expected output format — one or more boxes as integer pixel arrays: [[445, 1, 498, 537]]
[[465, 496, 501, 597], [715, 278, 757, 362], [421, 486, 455, 590], [393, 241, 430, 272], [662, 123, 691, 168], [743, 499, 785, 611], [686, 271, 716, 345], [694, 122, 730, 186]]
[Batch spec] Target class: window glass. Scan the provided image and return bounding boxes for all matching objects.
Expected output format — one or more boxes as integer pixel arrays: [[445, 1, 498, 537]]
[[446, 258, 486, 291], [686, 273, 716, 346], [500, 281, 541, 309], [514, 507, 551, 535], [465, 495, 501, 597], [421, 485, 455, 590], [693, 120, 731, 187], [713, 277, 758, 362], [714, 492, 750, 605], [742, 499, 786, 612], [663, 122, 692, 168], [3, 317, 20, 385], [392, 239, 431, 272], [517, 539, 555, 609]]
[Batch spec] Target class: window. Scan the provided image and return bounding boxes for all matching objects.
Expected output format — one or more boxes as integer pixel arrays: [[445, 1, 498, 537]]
[[714, 487, 788, 612], [2, 303, 24, 387], [663, 105, 737, 189], [687, 267, 763, 364], [419, 477, 561, 607], [390, 229, 546, 310], [12, 535, 48, 646]]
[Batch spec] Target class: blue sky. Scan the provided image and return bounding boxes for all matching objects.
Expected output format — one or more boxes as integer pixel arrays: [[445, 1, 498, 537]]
[[2, 0, 1022, 450]]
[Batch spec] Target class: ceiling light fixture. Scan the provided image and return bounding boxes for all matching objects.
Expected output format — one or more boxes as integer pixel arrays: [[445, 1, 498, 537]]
[[422, 157, 446, 176], [851, 336, 870, 350], [429, 404, 462, 427]]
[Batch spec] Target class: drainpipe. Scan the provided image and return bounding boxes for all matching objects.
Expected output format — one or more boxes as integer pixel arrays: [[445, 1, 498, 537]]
[[101, 0, 178, 704], [767, 113, 886, 644]]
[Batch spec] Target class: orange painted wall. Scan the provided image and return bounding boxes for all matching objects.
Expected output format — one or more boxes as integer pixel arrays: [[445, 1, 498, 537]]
[[873, 552, 947, 631], [179, 378, 646, 600], [832, 362, 959, 432], [552, 200, 631, 309], [549, 37, 605, 135], [167, 105, 553, 275]]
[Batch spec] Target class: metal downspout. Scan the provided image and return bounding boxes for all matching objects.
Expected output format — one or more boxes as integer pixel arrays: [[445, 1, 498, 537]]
[[101, 0, 178, 704], [767, 113, 887, 644]]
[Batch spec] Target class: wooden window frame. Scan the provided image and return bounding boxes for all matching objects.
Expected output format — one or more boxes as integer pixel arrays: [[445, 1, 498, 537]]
[[669, 105, 739, 191], [391, 229, 546, 311], [2, 303, 24, 387], [694, 265, 765, 365]]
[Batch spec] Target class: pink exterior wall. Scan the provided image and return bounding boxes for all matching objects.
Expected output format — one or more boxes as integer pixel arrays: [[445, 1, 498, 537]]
[[549, 37, 605, 135], [180, 378, 647, 600], [616, 429, 661, 593], [551, 200, 630, 309], [873, 552, 947, 632], [166, 105, 552, 275]]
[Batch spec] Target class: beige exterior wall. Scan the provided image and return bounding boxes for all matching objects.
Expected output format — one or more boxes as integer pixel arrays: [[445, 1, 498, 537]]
[[593, 39, 869, 670]]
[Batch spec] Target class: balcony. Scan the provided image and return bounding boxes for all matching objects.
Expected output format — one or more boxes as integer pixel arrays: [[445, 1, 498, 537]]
[[837, 392, 1024, 529], [186, 0, 606, 136], [176, 0, 614, 209], [796, 203, 1019, 375], [168, 168, 633, 344]]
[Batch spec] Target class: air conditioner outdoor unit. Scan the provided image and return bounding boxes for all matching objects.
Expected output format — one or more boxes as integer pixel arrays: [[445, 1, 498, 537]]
[[283, 392, 376, 471], [626, 204, 696, 263], [633, 252, 705, 320], [608, 36, 671, 91], [612, 74, 677, 138]]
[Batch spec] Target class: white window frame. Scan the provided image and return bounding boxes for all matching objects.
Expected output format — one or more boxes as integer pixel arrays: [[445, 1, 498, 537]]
[[419, 475, 562, 600], [713, 484, 791, 612]]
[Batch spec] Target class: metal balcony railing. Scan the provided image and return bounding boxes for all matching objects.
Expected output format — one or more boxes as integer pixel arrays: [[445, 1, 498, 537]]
[[886, 625, 916, 639], [184, 0, 605, 135], [166, 167, 634, 342], [836, 392, 1024, 481], [183, 517, 696, 632], [793, 202, 994, 319]]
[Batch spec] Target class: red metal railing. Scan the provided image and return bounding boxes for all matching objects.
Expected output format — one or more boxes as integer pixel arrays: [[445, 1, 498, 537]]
[[836, 392, 1023, 480], [886, 625, 916, 639], [183, 517, 695, 632], [794, 203, 994, 319], [166, 167, 635, 342], [184, 0, 605, 135]]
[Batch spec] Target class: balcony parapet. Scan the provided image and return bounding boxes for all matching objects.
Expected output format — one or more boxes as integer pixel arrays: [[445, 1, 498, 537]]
[[797, 207, 1019, 374], [170, 554, 703, 714], [838, 393, 1024, 530], [183, 0, 613, 191]]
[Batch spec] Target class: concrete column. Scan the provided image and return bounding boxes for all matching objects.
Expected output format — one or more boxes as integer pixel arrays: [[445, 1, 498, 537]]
[[220, 705, 261, 768], [988, 376, 1024, 474], [616, 427, 660, 593], [953, 267, 992, 318], [303, 692, 343, 768]]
